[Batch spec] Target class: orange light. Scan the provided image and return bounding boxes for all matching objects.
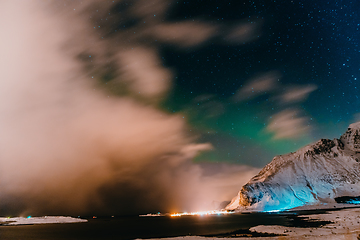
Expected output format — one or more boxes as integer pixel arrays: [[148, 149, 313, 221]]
[[169, 210, 233, 217]]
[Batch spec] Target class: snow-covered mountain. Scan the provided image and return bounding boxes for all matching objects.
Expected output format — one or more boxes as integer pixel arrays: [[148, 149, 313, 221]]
[[226, 122, 360, 212]]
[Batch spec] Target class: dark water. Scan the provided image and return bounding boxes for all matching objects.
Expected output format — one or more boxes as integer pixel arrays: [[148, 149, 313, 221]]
[[0, 212, 313, 240], [335, 196, 360, 204]]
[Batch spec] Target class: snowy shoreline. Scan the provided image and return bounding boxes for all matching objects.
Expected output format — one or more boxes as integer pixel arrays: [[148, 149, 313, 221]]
[[249, 207, 360, 239], [0, 216, 88, 226], [146, 206, 360, 239]]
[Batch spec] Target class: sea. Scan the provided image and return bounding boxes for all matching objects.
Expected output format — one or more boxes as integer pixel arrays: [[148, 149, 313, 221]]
[[0, 210, 330, 240]]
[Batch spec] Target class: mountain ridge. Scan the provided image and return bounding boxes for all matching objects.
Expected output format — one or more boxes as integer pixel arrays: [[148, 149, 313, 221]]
[[226, 122, 360, 212]]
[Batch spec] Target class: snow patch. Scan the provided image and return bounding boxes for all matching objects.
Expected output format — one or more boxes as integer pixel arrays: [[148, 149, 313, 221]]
[[0, 216, 87, 225], [250, 207, 360, 239]]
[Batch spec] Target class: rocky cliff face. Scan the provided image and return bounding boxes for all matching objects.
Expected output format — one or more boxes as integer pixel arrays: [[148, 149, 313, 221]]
[[226, 122, 360, 212]]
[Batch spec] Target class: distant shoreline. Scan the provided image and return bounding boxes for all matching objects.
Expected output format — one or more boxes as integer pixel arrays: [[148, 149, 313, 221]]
[[0, 216, 87, 226]]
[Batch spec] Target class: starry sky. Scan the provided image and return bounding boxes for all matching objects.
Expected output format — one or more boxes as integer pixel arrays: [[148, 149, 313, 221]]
[[1, 0, 360, 216], [158, 0, 360, 167]]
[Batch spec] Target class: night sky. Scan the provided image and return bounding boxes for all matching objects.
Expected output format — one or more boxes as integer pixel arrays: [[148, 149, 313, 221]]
[[1, 0, 360, 216], [158, 0, 360, 167]]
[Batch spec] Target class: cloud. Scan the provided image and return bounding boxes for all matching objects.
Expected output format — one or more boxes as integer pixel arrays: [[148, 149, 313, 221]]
[[118, 47, 172, 100], [232, 72, 316, 142], [266, 109, 311, 139], [0, 0, 259, 216], [151, 21, 219, 47], [233, 73, 317, 106], [81, 0, 259, 49], [224, 21, 261, 43], [129, 0, 171, 21], [233, 71, 280, 102], [280, 85, 317, 104]]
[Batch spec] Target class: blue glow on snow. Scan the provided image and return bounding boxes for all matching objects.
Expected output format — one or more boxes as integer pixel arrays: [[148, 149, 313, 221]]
[[263, 209, 282, 213], [347, 200, 360, 204], [259, 187, 318, 213], [27, 216, 32, 218], [261, 197, 307, 213]]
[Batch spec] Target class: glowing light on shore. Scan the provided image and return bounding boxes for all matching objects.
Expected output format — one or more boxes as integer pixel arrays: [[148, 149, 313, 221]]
[[170, 210, 234, 217], [140, 210, 235, 217]]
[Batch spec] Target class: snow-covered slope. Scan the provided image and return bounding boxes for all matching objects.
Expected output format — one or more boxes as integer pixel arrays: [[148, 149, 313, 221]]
[[226, 122, 360, 212]]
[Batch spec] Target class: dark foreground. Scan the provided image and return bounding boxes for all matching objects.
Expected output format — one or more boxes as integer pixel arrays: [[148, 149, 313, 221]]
[[0, 209, 340, 240]]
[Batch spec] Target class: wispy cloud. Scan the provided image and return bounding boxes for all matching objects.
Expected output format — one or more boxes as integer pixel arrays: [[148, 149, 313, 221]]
[[224, 21, 261, 43], [233, 71, 280, 102], [151, 21, 218, 47], [232, 71, 317, 141], [118, 47, 172, 100], [267, 109, 311, 139], [280, 85, 317, 104]]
